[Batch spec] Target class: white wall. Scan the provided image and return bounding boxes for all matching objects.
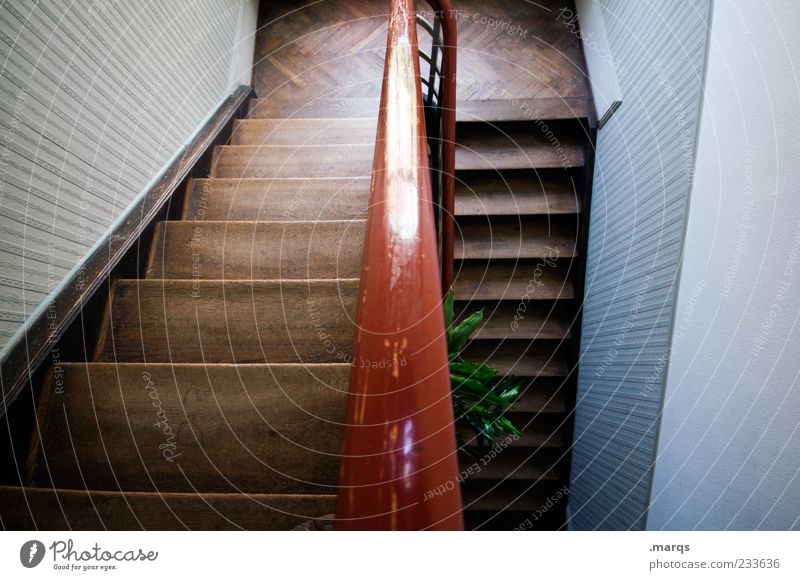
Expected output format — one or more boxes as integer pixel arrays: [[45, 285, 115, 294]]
[[0, 0, 256, 357], [648, 0, 800, 530]]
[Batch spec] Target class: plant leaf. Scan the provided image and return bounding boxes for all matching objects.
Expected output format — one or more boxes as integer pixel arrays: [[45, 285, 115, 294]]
[[443, 290, 455, 331], [448, 310, 483, 354], [450, 361, 497, 382]]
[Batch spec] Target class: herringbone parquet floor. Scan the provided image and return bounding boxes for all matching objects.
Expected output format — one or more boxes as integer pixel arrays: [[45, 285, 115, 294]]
[[254, 0, 590, 101]]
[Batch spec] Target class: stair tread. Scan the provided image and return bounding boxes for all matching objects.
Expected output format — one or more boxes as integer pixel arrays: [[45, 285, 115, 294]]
[[185, 178, 370, 221], [455, 218, 577, 260], [514, 379, 569, 413], [456, 97, 593, 123], [453, 260, 574, 301], [456, 123, 585, 170], [31, 363, 348, 494], [456, 300, 572, 340], [211, 144, 374, 178], [97, 279, 358, 363], [461, 340, 569, 377], [461, 481, 568, 512], [231, 118, 377, 146], [455, 173, 580, 216], [459, 448, 562, 481], [148, 220, 365, 279], [0, 485, 335, 531]]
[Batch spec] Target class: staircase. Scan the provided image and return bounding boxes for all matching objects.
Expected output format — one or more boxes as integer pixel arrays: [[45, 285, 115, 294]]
[[0, 0, 594, 531], [10, 100, 376, 530], [452, 101, 593, 530]]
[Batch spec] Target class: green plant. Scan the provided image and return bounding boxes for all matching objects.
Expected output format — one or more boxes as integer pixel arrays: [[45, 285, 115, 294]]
[[444, 291, 522, 452]]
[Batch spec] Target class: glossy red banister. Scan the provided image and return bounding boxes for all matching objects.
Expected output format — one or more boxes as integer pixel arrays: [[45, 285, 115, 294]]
[[334, 0, 462, 530]]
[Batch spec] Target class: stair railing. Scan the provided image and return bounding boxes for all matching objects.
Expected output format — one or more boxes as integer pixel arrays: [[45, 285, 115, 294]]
[[417, 1, 457, 291], [334, 0, 462, 530]]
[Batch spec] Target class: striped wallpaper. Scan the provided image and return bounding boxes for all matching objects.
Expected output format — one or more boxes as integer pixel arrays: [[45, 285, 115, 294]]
[[0, 0, 250, 356], [569, 0, 711, 529]]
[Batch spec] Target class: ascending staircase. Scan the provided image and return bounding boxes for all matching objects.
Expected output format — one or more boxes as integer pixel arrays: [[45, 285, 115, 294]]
[[13, 100, 376, 530]]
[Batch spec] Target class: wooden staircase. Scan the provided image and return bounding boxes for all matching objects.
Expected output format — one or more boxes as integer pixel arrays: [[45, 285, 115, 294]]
[[5, 102, 376, 530], [0, 0, 594, 531], [451, 100, 593, 530]]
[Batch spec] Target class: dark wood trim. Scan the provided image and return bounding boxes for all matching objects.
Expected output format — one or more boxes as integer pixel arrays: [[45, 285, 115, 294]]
[[0, 85, 253, 418], [561, 120, 598, 511]]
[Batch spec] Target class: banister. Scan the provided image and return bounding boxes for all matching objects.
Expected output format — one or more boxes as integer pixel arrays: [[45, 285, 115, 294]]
[[334, 0, 462, 530], [429, 0, 457, 293]]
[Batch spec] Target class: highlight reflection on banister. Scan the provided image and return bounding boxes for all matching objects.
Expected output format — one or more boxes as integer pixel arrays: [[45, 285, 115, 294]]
[[334, 0, 462, 530]]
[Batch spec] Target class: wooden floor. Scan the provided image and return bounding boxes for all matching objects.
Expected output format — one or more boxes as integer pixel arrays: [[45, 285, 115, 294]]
[[255, 0, 591, 101]]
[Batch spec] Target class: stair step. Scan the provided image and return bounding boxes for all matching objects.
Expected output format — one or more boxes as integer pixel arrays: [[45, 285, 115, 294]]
[[456, 123, 585, 170], [96, 279, 358, 363], [461, 340, 569, 377], [459, 447, 562, 481], [460, 413, 563, 450], [210, 144, 374, 178], [453, 260, 574, 301], [248, 98, 591, 123], [456, 300, 572, 340], [231, 118, 377, 146], [455, 217, 577, 260], [30, 363, 347, 493], [514, 377, 569, 413], [248, 98, 591, 124], [148, 220, 365, 280], [184, 178, 370, 221], [464, 509, 563, 531], [455, 172, 580, 216], [0, 485, 335, 530], [250, 97, 380, 119], [461, 481, 568, 513], [456, 97, 593, 123]]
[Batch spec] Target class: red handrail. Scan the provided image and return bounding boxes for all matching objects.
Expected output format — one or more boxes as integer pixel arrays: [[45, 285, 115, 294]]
[[334, 0, 462, 530]]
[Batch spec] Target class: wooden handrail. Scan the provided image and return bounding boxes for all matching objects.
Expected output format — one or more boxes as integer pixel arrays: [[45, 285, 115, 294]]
[[334, 0, 462, 530]]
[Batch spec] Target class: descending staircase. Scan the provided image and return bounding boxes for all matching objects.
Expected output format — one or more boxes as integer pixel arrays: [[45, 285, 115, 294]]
[[8, 101, 376, 530], [0, 0, 594, 531], [452, 100, 593, 530]]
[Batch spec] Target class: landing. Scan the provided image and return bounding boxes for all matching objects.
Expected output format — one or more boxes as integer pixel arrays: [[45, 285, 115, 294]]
[[254, 0, 590, 102]]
